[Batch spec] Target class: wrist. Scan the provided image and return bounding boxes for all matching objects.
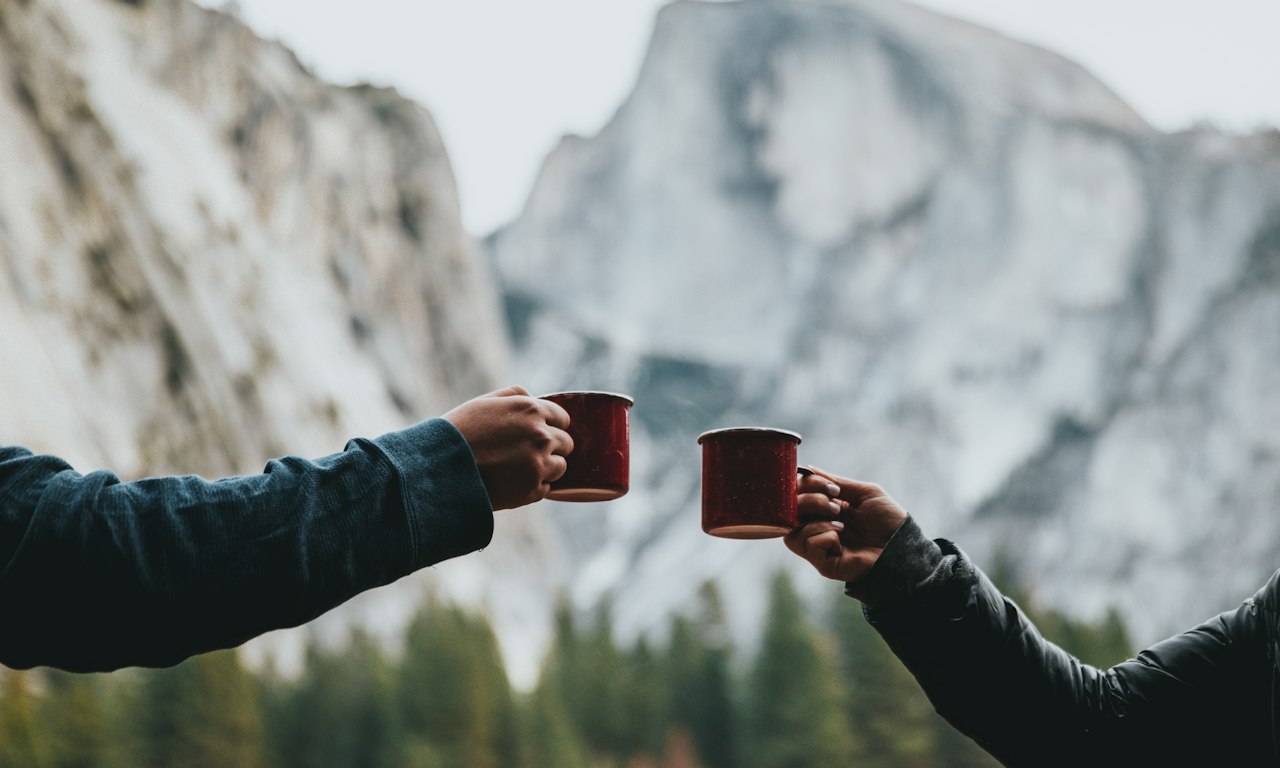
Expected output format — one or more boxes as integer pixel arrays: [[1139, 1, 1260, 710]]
[[843, 517, 942, 609]]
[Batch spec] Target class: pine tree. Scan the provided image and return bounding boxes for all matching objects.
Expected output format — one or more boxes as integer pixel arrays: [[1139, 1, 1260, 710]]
[[680, 581, 738, 768], [619, 638, 666, 762], [745, 571, 859, 768], [575, 601, 630, 759], [538, 597, 583, 718], [517, 682, 589, 768], [396, 593, 517, 768], [828, 592, 1001, 767], [264, 630, 403, 768], [0, 669, 47, 768], [830, 592, 936, 767], [664, 614, 700, 732], [131, 650, 266, 768], [538, 595, 604, 754], [1090, 607, 1135, 668], [40, 669, 110, 768]]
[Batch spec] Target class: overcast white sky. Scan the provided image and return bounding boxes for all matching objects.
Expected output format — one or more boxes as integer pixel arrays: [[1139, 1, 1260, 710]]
[[220, 0, 1280, 235]]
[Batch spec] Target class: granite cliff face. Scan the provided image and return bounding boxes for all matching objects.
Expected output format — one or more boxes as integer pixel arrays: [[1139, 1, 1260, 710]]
[[0, 0, 506, 473], [491, 0, 1280, 649], [0, 0, 561, 675]]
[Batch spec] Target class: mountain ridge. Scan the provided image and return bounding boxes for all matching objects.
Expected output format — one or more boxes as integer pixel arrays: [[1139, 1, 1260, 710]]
[[491, 0, 1280, 654]]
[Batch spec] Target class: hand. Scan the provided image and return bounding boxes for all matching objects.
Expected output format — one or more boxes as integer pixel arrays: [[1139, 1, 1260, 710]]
[[784, 468, 908, 583], [443, 386, 574, 510]]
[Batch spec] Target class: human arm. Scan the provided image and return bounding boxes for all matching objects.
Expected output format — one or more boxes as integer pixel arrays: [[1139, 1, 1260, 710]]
[[786, 470, 1276, 766], [0, 387, 572, 672]]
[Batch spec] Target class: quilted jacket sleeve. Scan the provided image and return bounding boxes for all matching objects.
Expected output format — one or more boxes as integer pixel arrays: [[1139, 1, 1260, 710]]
[[849, 518, 1277, 766]]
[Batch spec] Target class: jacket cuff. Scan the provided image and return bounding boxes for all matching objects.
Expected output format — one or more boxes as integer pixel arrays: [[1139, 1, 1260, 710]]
[[844, 516, 943, 609], [369, 417, 494, 568]]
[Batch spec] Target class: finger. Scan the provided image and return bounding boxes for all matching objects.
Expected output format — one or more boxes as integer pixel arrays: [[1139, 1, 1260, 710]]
[[805, 529, 845, 561], [797, 472, 843, 499], [783, 527, 808, 557], [546, 427, 574, 457], [796, 493, 844, 521], [791, 519, 840, 536], [487, 385, 532, 398], [805, 466, 886, 506], [783, 519, 822, 552], [786, 519, 845, 552], [838, 480, 889, 507], [536, 398, 572, 430], [803, 465, 839, 482], [545, 454, 568, 483]]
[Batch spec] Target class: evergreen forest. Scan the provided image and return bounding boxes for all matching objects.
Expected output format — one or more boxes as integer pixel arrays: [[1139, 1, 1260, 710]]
[[0, 572, 1132, 768]]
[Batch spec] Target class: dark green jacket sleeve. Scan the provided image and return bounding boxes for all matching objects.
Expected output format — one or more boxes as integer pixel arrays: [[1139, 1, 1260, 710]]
[[849, 518, 1277, 766], [0, 418, 493, 672]]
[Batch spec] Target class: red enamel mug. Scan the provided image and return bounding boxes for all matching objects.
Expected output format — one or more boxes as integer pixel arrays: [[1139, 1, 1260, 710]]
[[540, 391, 633, 502], [698, 427, 804, 539]]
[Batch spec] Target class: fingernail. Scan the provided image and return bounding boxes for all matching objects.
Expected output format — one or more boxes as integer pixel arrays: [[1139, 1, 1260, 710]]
[[828, 501, 842, 515], [827, 483, 840, 497], [831, 520, 845, 530]]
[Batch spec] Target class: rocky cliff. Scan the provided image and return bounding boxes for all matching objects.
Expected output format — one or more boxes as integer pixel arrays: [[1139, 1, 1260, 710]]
[[491, 0, 1280, 650], [0, 0, 507, 471], [0, 0, 558, 675]]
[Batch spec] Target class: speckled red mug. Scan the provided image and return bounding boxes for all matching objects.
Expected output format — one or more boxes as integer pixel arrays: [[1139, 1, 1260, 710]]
[[698, 427, 803, 539], [541, 391, 633, 502]]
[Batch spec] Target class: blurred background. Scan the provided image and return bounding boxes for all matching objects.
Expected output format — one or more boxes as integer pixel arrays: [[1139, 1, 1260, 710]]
[[1, 0, 1277, 765]]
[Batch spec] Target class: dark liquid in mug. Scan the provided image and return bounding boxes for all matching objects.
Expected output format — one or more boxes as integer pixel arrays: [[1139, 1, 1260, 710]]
[[544, 392, 631, 502], [700, 429, 800, 539]]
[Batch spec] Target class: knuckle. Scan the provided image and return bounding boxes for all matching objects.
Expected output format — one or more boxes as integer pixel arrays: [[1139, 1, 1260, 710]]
[[508, 395, 538, 416], [530, 426, 553, 450]]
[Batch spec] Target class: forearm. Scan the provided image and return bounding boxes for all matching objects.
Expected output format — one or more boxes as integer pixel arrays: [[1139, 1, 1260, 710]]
[[849, 520, 1121, 765], [848, 520, 1274, 765], [0, 418, 493, 671]]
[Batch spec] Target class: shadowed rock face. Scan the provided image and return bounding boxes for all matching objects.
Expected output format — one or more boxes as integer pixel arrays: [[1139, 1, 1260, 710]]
[[491, 0, 1280, 650]]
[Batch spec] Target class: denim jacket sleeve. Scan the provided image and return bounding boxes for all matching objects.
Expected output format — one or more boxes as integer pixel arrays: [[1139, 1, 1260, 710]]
[[0, 418, 493, 672], [849, 518, 1276, 766]]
